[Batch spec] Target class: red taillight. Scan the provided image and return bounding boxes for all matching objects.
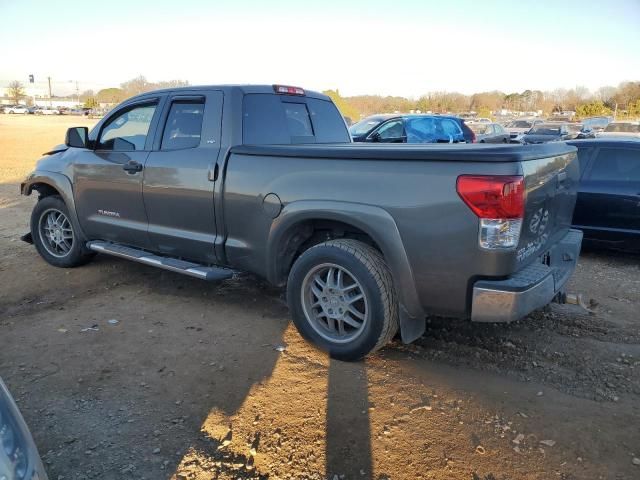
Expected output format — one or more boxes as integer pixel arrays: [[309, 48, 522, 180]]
[[273, 85, 305, 95], [470, 131, 477, 143], [456, 175, 525, 219]]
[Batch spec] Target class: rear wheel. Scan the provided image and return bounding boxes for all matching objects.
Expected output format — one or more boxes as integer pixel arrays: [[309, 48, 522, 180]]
[[287, 239, 399, 361], [31, 195, 94, 268]]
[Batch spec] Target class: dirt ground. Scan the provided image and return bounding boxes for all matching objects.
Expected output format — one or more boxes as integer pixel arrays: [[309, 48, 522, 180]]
[[0, 115, 639, 480]]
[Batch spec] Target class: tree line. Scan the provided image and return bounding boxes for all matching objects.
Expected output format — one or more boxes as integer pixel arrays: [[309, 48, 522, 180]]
[[6, 76, 639, 120], [79, 76, 190, 108], [325, 82, 640, 121]]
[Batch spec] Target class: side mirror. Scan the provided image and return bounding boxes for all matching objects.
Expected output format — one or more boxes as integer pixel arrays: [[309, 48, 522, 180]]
[[368, 132, 381, 142], [65, 127, 88, 148]]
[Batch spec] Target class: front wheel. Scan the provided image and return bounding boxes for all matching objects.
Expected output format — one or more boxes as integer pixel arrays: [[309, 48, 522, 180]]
[[31, 195, 94, 268], [287, 239, 399, 361]]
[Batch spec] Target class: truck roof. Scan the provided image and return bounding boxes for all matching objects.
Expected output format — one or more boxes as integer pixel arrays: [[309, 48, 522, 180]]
[[127, 85, 331, 102]]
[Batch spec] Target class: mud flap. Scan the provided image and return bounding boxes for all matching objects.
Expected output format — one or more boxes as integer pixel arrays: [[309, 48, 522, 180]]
[[399, 306, 425, 343], [20, 232, 33, 244]]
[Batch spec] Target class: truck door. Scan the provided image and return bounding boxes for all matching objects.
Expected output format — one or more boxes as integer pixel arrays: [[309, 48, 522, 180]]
[[142, 91, 223, 264], [73, 99, 162, 249]]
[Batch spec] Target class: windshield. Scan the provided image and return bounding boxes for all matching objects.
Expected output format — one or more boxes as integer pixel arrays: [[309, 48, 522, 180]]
[[567, 124, 583, 132], [605, 123, 640, 133], [507, 120, 533, 129], [349, 117, 387, 136], [529, 124, 562, 135]]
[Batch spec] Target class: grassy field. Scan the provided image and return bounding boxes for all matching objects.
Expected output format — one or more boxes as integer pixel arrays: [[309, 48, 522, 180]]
[[0, 114, 98, 182]]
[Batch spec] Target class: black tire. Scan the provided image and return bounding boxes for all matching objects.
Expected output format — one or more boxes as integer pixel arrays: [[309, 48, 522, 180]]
[[30, 195, 94, 268], [287, 239, 399, 361]]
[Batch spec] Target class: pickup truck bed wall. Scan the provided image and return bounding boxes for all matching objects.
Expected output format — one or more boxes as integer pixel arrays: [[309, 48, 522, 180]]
[[222, 143, 578, 319]]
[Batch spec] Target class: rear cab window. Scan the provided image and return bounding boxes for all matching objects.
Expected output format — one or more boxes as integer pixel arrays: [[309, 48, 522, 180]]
[[242, 94, 350, 145]]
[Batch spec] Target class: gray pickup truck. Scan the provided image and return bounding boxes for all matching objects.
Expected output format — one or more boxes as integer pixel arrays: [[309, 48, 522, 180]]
[[21, 85, 582, 360]]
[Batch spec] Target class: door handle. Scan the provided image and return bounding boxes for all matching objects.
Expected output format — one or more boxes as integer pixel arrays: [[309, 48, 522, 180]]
[[123, 160, 143, 174]]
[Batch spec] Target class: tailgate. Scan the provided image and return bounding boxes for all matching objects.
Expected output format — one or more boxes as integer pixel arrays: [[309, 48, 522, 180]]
[[516, 149, 579, 265]]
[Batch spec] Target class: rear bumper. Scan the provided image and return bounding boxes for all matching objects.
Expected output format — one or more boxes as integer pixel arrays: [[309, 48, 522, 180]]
[[471, 229, 583, 322]]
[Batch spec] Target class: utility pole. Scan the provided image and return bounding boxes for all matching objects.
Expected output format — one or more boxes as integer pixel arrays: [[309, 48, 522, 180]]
[[47, 76, 52, 107]]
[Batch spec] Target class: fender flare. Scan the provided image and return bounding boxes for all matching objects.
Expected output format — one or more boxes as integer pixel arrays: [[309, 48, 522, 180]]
[[21, 171, 88, 242], [266, 200, 426, 343]]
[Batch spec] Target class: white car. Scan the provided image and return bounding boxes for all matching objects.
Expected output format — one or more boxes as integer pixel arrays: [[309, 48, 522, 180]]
[[5, 105, 30, 114], [35, 107, 60, 115], [596, 121, 640, 139]]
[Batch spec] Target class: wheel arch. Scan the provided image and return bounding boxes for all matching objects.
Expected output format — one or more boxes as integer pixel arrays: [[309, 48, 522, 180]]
[[22, 172, 87, 242], [267, 200, 426, 343]]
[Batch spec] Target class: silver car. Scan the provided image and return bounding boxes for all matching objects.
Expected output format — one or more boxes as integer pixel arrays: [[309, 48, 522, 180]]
[[0, 378, 48, 480]]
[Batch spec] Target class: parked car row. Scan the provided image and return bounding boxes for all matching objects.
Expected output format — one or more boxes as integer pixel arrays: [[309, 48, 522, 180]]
[[349, 113, 639, 145], [0, 105, 92, 115]]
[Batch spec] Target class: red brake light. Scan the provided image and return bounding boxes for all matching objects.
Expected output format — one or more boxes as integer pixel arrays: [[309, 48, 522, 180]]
[[456, 175, 525, 219], [273, 85, 305, 95], [470, 130, 477, 143]]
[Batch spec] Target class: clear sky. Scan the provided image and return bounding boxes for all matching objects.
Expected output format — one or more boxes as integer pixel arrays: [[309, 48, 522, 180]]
[[1, 0, 638, 97]]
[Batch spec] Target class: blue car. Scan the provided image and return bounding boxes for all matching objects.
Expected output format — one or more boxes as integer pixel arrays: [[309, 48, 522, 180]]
[[568, 138, 640, 251], [350, 114, 473, 143]]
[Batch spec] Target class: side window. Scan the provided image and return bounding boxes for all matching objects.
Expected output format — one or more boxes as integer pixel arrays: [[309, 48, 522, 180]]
[[440, 119, 463, 137], [404, 117, 434, 142], [97, 103, 157, 151], [161, 100, 205, 150], [495, 124, 504, 134], [587, 148, 640, 182], [375, 119, 404, 140]]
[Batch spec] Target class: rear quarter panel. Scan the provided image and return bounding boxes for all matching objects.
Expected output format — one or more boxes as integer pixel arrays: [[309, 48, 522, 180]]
[[223, 154, 524, 317]]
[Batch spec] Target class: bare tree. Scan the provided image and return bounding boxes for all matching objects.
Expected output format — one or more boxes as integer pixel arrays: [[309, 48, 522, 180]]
[[120, 75, 153, 97], [8, 80, 26, 104]]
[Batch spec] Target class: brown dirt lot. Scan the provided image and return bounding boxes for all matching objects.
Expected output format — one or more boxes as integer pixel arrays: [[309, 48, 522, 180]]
[[0, 115, 639, 480]]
